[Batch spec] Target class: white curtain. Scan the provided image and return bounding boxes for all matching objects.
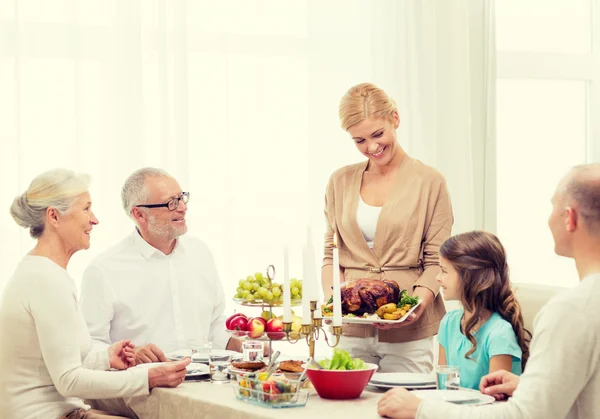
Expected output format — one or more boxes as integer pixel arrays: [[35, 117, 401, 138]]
[[0, 0, 494, 317], [370, 0, 496, 235]]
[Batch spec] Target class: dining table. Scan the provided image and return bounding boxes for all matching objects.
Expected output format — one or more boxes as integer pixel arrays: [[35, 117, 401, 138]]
[[94, 379, 388, 419]]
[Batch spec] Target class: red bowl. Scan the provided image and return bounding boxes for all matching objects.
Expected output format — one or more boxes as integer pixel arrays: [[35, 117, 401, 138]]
[[305, 363, 378, 399]]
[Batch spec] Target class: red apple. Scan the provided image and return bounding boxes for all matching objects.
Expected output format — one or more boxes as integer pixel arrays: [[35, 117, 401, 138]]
[[228, 315, 249, 332], [266, 318, 284, 340], [226, 313, 247, 330], [245, 317, 266, 339], [254, 317, 268, 328]]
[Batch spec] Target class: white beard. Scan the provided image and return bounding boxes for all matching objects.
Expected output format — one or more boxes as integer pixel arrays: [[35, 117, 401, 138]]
[[147, 214, 187, 241]]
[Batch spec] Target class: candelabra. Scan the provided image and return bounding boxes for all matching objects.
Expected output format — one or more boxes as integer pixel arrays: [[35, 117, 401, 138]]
[[282, 300, 342, 359]]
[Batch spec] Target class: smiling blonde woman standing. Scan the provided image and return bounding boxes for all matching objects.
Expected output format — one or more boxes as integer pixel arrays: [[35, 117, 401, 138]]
[[0, 169, 189, 419], [321, 83, 453, 373]]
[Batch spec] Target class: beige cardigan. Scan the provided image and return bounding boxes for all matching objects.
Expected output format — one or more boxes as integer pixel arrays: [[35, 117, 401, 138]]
[[322, 155, 453, 343]]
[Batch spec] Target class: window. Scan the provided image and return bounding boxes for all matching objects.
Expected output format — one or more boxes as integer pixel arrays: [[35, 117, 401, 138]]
[[495, 1, 598, 287]]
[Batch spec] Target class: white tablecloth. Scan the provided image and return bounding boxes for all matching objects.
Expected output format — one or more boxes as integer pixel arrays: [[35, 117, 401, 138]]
[[96, 381, 386, 419]]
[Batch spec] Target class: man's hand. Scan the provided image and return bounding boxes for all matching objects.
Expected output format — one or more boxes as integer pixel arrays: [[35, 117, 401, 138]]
[[134, 343, 168, 364], [479, 370, 520, 400], [226, 338, 243, 353], [262, 342, 271, 357], [148, 358, 191, 389], [377, 387, 421, 419], [374, 286, 434, 330], [108, 340, 136, 370]]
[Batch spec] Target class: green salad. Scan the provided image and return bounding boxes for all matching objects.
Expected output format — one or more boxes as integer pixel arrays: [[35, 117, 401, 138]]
[[318, 349, 366, 370], [398, 289, 419, 307]]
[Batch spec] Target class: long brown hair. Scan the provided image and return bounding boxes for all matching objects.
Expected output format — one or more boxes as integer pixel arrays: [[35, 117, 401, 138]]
[[440, 231, 531, 369]]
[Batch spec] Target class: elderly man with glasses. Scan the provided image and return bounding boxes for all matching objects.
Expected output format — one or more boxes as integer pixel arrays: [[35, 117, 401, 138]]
[[80, 168, 241, 365]]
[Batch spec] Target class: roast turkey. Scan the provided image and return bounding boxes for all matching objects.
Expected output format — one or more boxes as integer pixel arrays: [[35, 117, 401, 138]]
[[341, 278, 400, 315]]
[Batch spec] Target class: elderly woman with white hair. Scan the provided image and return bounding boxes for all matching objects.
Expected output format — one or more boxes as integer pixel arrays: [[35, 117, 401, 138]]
[[0, 169, 190, 419]]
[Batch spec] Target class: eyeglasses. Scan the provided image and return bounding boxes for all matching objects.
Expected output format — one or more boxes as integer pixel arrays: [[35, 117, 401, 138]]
[[135, 192, 190, 211]]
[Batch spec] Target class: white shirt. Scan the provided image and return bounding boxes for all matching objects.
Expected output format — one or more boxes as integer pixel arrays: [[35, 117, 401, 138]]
[[80, 231, 230, 354], [0, 256, 148, 419], [356, 194, 382, 248], [418, 273, 600, 419]]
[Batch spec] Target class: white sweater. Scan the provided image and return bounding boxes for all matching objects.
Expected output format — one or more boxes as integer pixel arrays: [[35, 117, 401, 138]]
[[418, 273, 600, 419], [0, 256, 149, 419]]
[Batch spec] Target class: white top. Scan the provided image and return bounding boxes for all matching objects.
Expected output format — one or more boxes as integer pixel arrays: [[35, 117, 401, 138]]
[[79, 230, 230, 354], [418, 273, 600, 419], [356, 194, 382, 248], [0, 256, 149, 419]]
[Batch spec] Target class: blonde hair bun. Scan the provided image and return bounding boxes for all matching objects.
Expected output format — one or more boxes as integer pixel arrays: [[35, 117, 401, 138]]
[[9, 169, 90, 238], [339, 82, 397, 131]]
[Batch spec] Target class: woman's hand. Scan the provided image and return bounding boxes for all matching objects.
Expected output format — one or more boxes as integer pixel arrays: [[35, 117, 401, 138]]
[[377, 388, 421, 419], [108, 340, 136, 370], [374, 287, 433, 330], [148, 358, 191, 389]]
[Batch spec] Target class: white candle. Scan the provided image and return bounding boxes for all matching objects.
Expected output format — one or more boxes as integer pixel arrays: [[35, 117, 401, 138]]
[[302, 240, 312, 324], [306, 226, 322, 319], [283, 244, 292, 323], [332, 233, 342, 327]]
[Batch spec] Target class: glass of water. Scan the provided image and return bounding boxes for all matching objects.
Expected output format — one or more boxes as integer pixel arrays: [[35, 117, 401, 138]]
[[191, 340, 213, 363], [209, 351, 232, 383], [436, 365, 460, 390], [242, 341, 264, 362]]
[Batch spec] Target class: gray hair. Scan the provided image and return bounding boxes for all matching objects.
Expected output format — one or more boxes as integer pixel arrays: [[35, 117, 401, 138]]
[[121, 167, 171, 218], [564, 163, 600, 230], [10, 169, 90, 238]]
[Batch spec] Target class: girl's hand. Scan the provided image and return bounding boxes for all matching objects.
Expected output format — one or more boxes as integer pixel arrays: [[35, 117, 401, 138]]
[[108, 340, 136, 370]]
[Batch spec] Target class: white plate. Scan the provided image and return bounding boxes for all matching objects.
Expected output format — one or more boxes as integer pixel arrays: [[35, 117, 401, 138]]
[[129, 361, 210, 378], [369, 382, 437, 390], [412, 389, 495, 406], [185, 362, 210, 377], [166, 349, 241, 363], [341, 300, 422, 324], [370, 372, 436, 386]]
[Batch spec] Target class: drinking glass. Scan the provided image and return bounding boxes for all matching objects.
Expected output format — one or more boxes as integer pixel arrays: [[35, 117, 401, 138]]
[[191, 340, 213, 363], [242, 341, 264, 362], [436, 365, 460, 390], [209, 351, 232, 383]]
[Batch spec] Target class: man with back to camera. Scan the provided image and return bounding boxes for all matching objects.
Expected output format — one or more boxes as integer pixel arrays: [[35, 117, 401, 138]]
[[377, 163, 600, 419]]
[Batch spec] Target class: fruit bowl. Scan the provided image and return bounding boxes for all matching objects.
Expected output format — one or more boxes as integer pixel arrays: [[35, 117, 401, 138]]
[[305, 363, 378, 400], [226, 329, 288, 341], [232, 297, 303, 307]]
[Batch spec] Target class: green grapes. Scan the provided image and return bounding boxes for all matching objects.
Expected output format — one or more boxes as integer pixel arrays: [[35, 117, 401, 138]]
[[233, 271, 304, 304]]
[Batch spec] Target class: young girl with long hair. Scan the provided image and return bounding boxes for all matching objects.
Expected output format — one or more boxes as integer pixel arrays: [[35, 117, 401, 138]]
[[436, 231, 531, 390]]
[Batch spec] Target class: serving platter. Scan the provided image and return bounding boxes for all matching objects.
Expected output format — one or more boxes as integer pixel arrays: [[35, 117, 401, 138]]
[[340, 300, 421, 324]]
